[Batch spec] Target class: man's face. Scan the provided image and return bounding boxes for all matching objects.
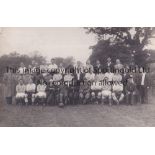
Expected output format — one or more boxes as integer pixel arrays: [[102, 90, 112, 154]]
[[35, 63, 38, 67], [77, 61, 81, 67], [86, 60, 90, 65], [107, 67, 111, 73], [59, 63, 63, 67], [116, 59, 120, 64], [107, 58, 111, 62], [139, 67, 144, 73], [19, 80, 23, 85], [29, 79, 33, 84], [20, 62, 24, 68], [128, 78, 133, 83], [51, 59, 55, 64], [96, 60, 100, 66]]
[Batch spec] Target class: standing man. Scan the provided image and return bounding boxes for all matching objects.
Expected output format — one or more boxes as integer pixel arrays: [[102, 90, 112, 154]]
[[3, 69, 15, 104], [74, 61, 84, 104], [125, 75, 137, 105], [105, 57, 113, 71], [25, 78, 36, 105], [135, 67, 150, 104], [94, 60, 102, 74], [48, 58, 58, 75], [114, 59, 124, 70]]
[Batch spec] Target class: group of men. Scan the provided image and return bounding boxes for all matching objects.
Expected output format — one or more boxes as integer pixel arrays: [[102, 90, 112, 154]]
[[7, 57, 150, 107]]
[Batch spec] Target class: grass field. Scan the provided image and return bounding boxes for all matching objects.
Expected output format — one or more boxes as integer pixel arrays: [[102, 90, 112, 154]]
[[0, 101, 155, 127]]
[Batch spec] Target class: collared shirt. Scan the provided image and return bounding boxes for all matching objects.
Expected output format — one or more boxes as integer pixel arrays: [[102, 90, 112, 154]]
[[107, 61, 112, 67], [16, 84, 26, 93], [37, 84, 46, 92], [91, 81, 102, 90], [85, 73, 95, 81], [112, 74, 122, 82], [64, 74, 73, 82], [18, 67, 26, 74], [141, 73, 146, 85], [53, 74, 62, 81], [114, 64, 123, 70], [95, 73, 105, 81], [48, 64, 58, 70], [77, 73, 80, 80], [26, 83, 36, 92], [105, 72, 114, 81], [113, 84, 123, 92]]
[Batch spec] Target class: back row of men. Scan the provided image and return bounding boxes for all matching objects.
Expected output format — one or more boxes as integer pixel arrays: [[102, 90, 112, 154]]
[[5, 57, 150, 107]]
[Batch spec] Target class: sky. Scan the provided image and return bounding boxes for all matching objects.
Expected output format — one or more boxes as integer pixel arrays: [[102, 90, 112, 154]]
[[0, 27, 155, 63], [0, 28, 97, 63]]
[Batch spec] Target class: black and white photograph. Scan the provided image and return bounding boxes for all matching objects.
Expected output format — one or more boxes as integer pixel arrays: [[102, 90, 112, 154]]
[[1, 1, 155, 155], [0, 27, 155, 127]]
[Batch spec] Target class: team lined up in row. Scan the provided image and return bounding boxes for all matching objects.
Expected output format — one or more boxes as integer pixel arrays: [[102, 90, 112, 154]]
[[4, 58, 150, 107]]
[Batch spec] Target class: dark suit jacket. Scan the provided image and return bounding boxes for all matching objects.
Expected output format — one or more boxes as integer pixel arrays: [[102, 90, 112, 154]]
[[74, 73, 85, 89], [135, 72, 150, 87], [93, 65, 103, 73]]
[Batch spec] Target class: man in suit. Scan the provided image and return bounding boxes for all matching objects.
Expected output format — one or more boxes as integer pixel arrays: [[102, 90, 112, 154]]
[[105, 57, 113, 71], [74, 71, 84, 104], [94, 60, 103, 74], [125, 75, 137, 105], [135, 67, 150, 104]]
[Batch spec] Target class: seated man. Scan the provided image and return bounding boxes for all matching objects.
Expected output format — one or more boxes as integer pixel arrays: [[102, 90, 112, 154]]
[[125, 75, 137, 105], [16, 79, 28, 105], [63, 72, 74, 105], [46, 76, 56, 106], [112, 83, 124, 105], [79, 80, 91, 104], [52, 72, 63, 107], [79, 71, 95, 104], [25, 78, 36, 105], [35, 79, 47, 106], [101, 78, 112, 106], [91, 75, 102, 104]]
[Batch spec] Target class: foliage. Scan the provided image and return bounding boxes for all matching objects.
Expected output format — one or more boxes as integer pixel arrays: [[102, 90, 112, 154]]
[[53, 56, 75, 68], [85, 27, 155, 66], [0, 51, 46, 78]]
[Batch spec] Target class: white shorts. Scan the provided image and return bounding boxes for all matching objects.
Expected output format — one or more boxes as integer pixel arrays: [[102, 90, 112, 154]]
[[102, 90, 111, 97], [35, 92, 46, 98], [16, 93, 27, 98]]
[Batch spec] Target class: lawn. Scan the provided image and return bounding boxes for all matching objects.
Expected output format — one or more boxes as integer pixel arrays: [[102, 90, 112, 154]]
[[0, 101, 155, 127]]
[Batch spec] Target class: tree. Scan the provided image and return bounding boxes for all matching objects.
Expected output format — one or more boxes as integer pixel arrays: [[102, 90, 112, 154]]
[[85, 27, 155, 66], [52, 57, 64, 66], [63, 56, 75, 68], [30, 50, 46, 65], [0, 51, 46, 79], [52, 56, 75, 68]]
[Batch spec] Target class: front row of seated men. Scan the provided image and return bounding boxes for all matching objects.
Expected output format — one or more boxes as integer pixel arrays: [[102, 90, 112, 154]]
[[15, 72, 139, 107]]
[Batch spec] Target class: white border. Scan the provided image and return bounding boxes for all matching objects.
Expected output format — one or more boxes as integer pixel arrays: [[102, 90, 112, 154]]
[[0, 0, 155, 155]]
